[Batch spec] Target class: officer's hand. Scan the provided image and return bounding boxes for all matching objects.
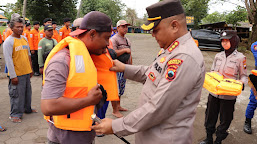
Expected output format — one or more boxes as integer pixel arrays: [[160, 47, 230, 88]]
[[31, 50, 35, 54], [87, 84, 102, 105], [124, 48, 131, 54], [91, 118, 114, 134], [110, 60, 125, 72], [11, 77, 19, 85]]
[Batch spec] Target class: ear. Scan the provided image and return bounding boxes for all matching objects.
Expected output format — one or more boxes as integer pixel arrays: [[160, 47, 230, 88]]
[[89, 29, 97, 40], [170, 20, 179, 32]]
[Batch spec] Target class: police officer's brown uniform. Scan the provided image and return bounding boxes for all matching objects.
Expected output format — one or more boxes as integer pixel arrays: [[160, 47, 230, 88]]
[[110, 1, 206, 144]]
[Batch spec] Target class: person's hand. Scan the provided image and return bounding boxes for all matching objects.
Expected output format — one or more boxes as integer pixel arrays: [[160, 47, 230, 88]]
[[91, 118, 114, 134], [39, 67, 44, 74], [124, 48, 131, 54], [11, 77, 19, 85], [30, 72, 34, 78], [31, 50, 35, 54], [87, 84, 102, 105], [110, 60, 125, 72]]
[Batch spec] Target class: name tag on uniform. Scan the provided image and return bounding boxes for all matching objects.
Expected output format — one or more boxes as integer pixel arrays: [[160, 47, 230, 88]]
[[60, 32, 63, 36]]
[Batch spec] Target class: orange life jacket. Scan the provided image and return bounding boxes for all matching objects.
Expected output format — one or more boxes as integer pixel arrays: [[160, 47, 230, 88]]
[[43, 36, 97, 131], [91, 53, 119, 101]]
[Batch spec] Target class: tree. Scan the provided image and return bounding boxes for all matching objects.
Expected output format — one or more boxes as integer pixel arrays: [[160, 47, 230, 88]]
[[225, 6, 248, 28], [14, 0, 78, 25], [126, 8, 137, 26], [3, 3, 16, 20], [245, 0, 257, 48], [80, 0, 124, 26], [181, 0, 210, 28], [201, 11, 226, 24]]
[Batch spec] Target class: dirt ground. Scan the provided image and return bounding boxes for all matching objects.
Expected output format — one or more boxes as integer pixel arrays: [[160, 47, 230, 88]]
[[0, 33, 257, 144]]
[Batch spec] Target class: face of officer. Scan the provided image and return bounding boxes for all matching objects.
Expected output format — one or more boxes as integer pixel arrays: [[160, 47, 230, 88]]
[[12, 22, 24, 36], [221, 39, 231, 50], [80, 30, 111, 55], [45, 29, 53, 39], [65, 21, 71, 27], [152, 14, 187, 49]]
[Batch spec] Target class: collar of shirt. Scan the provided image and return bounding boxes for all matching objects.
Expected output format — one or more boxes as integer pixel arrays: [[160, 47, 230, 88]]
[[220, 50, 238, 58]]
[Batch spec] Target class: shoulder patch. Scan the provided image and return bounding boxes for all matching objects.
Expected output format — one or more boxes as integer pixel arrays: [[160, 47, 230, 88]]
[[148, 72, 156, 81], [254, 45, 257, 51], [243, 57, 246, 69], [167, 59, 183, 66], [168, 41, 179, 52], [166, 66, 177, 81]]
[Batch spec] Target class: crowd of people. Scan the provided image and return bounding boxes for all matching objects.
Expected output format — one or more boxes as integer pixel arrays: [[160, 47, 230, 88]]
[[0, 0, 256, 144]]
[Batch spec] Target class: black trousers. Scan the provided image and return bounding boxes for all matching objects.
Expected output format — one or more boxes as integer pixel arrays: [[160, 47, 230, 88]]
[[204, 94, 236, 141], [31, 50, 39, 73]]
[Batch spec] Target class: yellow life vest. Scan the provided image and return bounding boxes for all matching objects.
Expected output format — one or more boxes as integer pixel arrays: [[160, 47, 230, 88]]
[[42, 36, 97, 131], [203, 72, 243, 96]]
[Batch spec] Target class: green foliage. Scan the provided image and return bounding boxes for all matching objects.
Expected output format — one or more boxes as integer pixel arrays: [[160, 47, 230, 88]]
[[12, 0, 78, 25], [201, 11, 226, 24], [181, 0, 210, 28], [3, 3, 16, 20], [2, 23, 7, 26], [224, 6, 248, 28], [125, 8, 137, 26], [80, 0, 124, 26]]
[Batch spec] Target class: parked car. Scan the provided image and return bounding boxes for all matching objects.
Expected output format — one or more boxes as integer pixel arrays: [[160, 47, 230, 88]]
[[191, 29, 223, 51]]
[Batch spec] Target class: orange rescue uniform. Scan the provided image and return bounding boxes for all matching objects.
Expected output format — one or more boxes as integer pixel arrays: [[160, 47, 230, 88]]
[[59, 26, 71, 41], [23, 29, 30, 41], [29, 29, 39, 50], [53, 29, 60, 42], [4, 28, 13, 41], [38, 29, 45, 42]]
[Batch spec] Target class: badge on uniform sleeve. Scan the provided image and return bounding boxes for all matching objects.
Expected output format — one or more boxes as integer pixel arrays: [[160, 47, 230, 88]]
[[38, 46, 42, 50], [148, 72, 156, 81], [168, 41, 179, 52], [167, 59, 183, 66], [40, 33, 43, 38], [243, 58, 247, 69], [60, 32, 63, 36], [254, 45, 257, 51], [166, 67, 177, 81]]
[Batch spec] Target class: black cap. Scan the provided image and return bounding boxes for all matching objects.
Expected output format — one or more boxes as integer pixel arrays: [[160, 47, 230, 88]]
[[220, 30, 237, 40], [70, 11, 112, 36], [44, 24, 53, 31], [52, 21, 57, 25], [64, 18, 71, 23], [33, 21, 40, 25], [141, 0, 184, 30], [43, 18, 52, 23], [26, 23, 31, 27]]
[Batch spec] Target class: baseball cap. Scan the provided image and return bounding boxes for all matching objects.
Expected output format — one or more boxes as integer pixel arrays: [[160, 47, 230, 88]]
[[44, 24, 53, 31], [141, 0, 184, 31], [70, 11, 112, 36], [72, 18, 83, 27], [116, 20, 130, 27], [220, 30, 237, 40]]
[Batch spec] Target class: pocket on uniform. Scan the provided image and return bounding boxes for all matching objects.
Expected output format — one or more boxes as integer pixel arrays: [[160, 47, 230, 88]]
[[9, 85, 18, 98], [225, 61, 237, 75], [214, 59, 222, 71]]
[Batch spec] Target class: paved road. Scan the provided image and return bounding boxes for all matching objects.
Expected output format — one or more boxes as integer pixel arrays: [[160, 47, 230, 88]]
[[0, 34, 256, 144]]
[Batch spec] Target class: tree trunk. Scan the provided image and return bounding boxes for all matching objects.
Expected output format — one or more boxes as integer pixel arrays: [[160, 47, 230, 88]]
[[77, 0, 83, 18], [22, 0, 27, 21], [249, 23, 257, 50]]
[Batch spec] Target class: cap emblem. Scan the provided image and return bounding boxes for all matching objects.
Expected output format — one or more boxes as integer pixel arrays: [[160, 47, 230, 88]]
[[222, 32, 227, 36]]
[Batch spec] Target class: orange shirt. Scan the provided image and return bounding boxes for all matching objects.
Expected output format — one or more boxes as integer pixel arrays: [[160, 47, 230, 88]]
[[0, 32, 2, 44], [52, 29, 60, 42], [4, 28, 13, 41], [59, 26, 71, 40], [23, 29, 30, 41], [29, 29, 39, 50], [38, 29, 45, 42]]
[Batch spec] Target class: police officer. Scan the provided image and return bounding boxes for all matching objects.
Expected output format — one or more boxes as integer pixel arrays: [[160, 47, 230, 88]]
[[243, 41, 257, 134], [91, 0, 205, 143]]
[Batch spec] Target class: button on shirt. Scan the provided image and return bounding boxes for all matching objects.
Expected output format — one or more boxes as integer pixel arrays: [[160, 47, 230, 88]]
[[112, 32, 205, 144], [211, 50, 247, 100]]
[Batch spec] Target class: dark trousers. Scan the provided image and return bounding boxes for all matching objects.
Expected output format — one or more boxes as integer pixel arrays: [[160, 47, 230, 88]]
[[31, 50, 39, 73], [204, 94, 236, 141], [245, 89, 257, 119]]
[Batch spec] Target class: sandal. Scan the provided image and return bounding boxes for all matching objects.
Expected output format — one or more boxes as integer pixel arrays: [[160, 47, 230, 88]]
[[9, 116, 22, 123], [0, 125, 6, 132], [24, 109, 38, 114]]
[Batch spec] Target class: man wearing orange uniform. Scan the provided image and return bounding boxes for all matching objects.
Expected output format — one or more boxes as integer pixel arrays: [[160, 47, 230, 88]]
[[38, 18, 52, 42], [59, 18, 71, 40], [29, 21, 40, 76], [23, 23, 31, 40], [52, 21, 60, 42], [4, 22, 13, 41], [3, 21, 11, 41]]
